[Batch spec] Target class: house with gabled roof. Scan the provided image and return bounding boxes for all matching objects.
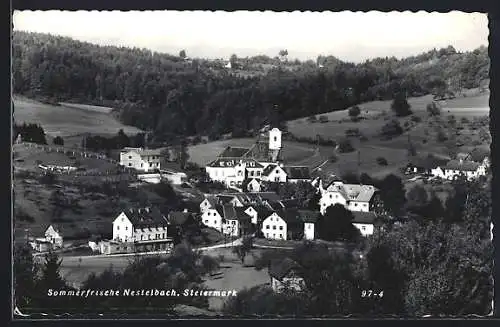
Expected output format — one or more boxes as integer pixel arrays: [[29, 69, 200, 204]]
[[201, 205, 224, 232], [119, 147, 162, 172], [319, 180, 377, 215], [205, 128, 283, 187], [242, 178, 262, 192], [351, 211, 379, 237], [284, 166, 312, 183], [45, 224, 64, 248], [222, 205, 252, 236], [269, 258, 305, 293], [112, 207, 173, 253], [199, 196, 218, 213], [406, 154, 449, 175], [432, 158, 487, 181], [261, 164, 288, 183]]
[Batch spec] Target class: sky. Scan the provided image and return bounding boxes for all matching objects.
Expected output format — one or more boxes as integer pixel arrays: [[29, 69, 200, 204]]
[[13, 10, 488, 62]]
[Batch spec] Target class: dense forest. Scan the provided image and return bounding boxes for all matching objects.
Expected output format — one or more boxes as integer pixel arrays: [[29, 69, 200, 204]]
[[12, 31, 489, 142]]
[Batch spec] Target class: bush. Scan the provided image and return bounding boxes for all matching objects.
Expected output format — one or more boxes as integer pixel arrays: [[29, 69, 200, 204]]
[[380, 119, 403, 139], [411, 115, 422, 123], [436, 130, 448, 142], [318, 115, 329, 123], [348, 106, 361, 119], [345, 128, 360, 137], [306, 115, 318, 123], [359, 135, 368, 142], [426, 102, 441, 116], [337, 138, 355, 153], [460, 117, 469, 124], [329, 154, 338, 163], [53, 136, 64, 146], [376, 157, 388, 166]]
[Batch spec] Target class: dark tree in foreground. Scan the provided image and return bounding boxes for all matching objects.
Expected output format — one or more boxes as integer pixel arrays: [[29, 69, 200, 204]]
[[348, 105, 361, 120], [232, 236, 254, 265], [378, 174, 406, 216], [317, 204, 360, 242], [14, 245, 39, 309]]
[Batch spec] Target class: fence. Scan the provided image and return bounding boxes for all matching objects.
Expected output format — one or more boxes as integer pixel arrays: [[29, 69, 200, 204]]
[[20, 142, 118, 164]]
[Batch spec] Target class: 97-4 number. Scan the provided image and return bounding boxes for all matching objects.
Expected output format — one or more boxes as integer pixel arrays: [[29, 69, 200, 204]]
[[361, 290, 384, 298]]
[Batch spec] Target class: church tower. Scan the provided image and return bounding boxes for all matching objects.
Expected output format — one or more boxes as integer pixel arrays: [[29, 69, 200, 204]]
[[268, 128, 282, 151]]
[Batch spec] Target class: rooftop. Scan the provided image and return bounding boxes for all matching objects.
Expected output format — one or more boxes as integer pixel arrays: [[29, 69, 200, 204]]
[[444, 160, 481, 172], [325, 182, 377, 202], [283, 166, 311, 180], [269, 257, 302, 281], [219, 146, 251, 158], [352, 211, 377, 224], [123, 207, 168, 229]]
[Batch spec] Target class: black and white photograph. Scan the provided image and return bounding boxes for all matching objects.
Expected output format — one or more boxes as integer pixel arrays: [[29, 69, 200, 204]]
[[11, 10, 493, 318]]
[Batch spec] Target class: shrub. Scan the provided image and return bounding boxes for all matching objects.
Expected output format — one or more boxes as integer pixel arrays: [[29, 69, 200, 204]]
[[376, 157, 388, 166], [460, 117, 469, 124], [348, 106, 361, 119], [391, 92, 413, 117], [426, 102, 441, 116], [318, 115, 329, 123], [345, 128, 360, 137], [411, 115, 422, 123], [306, 115, 318, 123], [436, 129, 448, 142], [329, 154, 338, 163], [380, 119, 403, 139], [359, 135, 368, 142], [337, 138, 355, 153], [53, 136, 64, 146]]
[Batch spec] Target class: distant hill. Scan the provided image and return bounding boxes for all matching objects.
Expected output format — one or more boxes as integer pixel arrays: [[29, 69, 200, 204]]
[[12, 31, 489, 142]]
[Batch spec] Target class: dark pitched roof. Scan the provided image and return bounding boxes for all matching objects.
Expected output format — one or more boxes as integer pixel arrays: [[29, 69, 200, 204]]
[[297, 210, 320, 223], [283, 166, 311, 180], [351, 211, 377, 224], [242, 178, 260, 191], [262, 164, 278, 177], [213, 205, 224, 217], [269, 257, 302, 280], [124, 207, 168, 228], [223, 205, 251, 222], [444, 160, 481, 172], [219, 146, 251, 158], [278, 209, 303, 225], [280, 199, 301, 209], [253, 204, 274, 220], [207, 158, 241, 168], [218, 195, 237, 205], [253, 192, 281, 202], [268, 201, 285, 211], [203, 196, 218, 208], [167, 211, 192, 225]]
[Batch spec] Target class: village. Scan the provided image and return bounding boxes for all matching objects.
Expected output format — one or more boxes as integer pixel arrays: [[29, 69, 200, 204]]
[[18, 124, 490, 295]]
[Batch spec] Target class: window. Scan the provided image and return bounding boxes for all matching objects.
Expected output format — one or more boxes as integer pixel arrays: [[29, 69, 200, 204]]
[[361, 226, 366, 231], [129, 156, 132, 159], [308, 225, 312, 229], [117, 226, 120, 230], [232, 221, 236, 225], [279, 226, 283, 230], [250, 171, 254, 176], [266, 233, 269, 238], [275, 177, 280, 182], [272, 225, 277, 230], [266, 225, 270, 230], [274, 137, 277, 141], [354, 203, 358, 207], [257, 171, 261, 176], [141, 163, 143, 167], [279, 233, 283, 239], [205, 220, 208, 224], [140, 235, 143, 240], [330, 194, 333, 199], [128, 163, 132, 166], [125, 226, 128, 230], [273, 234, 276, 238], [214, 220, 216, 225]]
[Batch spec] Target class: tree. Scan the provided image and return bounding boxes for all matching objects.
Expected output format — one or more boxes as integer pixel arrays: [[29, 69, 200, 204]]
[[337, 138, 355, 153], [232, 236, 253, 265], [53, 136, 64, 146], [380, 119, 403, 139], [179, 49, 187, 59], [317, 204, 360, 242], [378, 174, 406, 216], [405, 184, 429, 215], [391, 92, 412, 117], [229, 54, 238, 68], [14, 244, 40, 309], [348, 105, 361, 120], [426, 102, 441, 116], [279, 49, 289, 62]]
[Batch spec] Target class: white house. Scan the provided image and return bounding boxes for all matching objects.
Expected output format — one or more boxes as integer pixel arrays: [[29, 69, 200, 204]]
[[319, 181, 377, 215], [244, 206, 259, 225], [199, 196, 218, 213], [242, 178, 262, 192], [261, 212, 288, 240], [45, 225, 64, 248], [119, 147, 162, 172], [352, 211, 378, 237], [201, 205, 224, 232], [269, 258, 306, 293], [261, 164, 288, 183], [298, 210, 319, 240], [222, 205, 253, 237], [112, 207, 172, 253], [205, 128, 283, 187], [432, 159, 487, 181]]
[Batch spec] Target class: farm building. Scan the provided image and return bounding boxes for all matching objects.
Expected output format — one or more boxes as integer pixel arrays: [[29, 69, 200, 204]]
[[201, 205, 224, 232], [200, 204, 252, 237], [119, 147, 162, 172], [405, 155, 449, 175], [431, 159, 487, 181], [30, 224, 64, 252], [319, 180, 378, 215], [269, 258, 306, 293], [260, 209, 303, 240], [283, 166, 312, 183]]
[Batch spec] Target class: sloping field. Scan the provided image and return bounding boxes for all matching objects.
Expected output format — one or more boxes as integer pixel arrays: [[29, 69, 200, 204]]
[[188, 138, 315, 167], [13, 96, 143, 138]]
